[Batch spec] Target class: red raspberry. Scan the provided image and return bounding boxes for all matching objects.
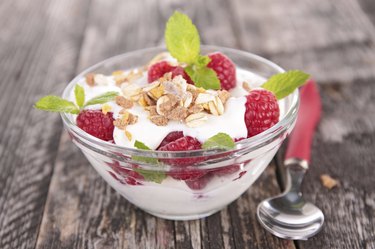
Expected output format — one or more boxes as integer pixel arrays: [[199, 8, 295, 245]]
[[157, 131, 184, 149], [213, 164, 240, 177], [245, 89, 280, 137], [148, 61, 193, 84], [147, 61, 175, 83], [158, 136, 205, 180], [171, 66, 194, 84], [76, 110, 114, 141], [207, 52, 236, 90], [185, 174, 213, 190], [158, 136, 202, 166], [107, 161, 144, 185]]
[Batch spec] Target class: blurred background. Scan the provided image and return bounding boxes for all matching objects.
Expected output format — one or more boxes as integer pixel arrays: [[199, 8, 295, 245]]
[[1, 0, 375, 248]]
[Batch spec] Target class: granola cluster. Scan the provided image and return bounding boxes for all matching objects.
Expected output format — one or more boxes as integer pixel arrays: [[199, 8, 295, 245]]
[[121, 72, 231, 127], [84, 65, 232, 141]]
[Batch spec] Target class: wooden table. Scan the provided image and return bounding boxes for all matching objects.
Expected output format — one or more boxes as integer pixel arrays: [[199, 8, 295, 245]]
[[1, 0, 374, 248]]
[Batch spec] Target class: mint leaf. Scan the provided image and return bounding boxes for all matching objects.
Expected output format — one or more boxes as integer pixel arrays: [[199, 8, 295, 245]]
[[202, 133, 235, 150], [74, 84, 85, 108], [261, 70, 310, 100], [133, 140, 158, 164], [195, 55, 211, 67], [165, 11, 200, 64], [84, 91, 119, 107], [134, 140, 151, 150], [34, 96, 79, 114], [134, 168, 166, 184], [185, 66, 220, 90], [133, 140, 165, 183]]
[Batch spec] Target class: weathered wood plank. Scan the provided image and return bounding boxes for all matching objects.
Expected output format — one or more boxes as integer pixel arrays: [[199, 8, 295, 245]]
[[232, 0, 375, 83], [35, 0, 177, 248], [296, 81, 375, 249], [276, 81, 375, 249], [0, 0, 91, 248], [34, 0, 295, 248]]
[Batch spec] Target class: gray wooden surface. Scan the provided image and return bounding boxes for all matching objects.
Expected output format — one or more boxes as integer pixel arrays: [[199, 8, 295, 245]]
[[1, 0, 374, 248]]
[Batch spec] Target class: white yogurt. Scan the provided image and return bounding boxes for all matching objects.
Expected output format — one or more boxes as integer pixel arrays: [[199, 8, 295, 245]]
[[70, 68, 273, 149], [70, 65, 289, 220]]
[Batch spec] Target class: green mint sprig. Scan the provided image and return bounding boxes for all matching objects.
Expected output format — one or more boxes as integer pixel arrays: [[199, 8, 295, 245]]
[[133, 140, 166, 184], [202, 133, 235, 150], [165, 11, 220, 90], [34, 84, 119, 114], [261, 70, 310, 100]]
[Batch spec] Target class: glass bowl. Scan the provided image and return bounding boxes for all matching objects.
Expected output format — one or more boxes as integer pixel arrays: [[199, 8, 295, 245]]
[[61, 46, 299, 220]]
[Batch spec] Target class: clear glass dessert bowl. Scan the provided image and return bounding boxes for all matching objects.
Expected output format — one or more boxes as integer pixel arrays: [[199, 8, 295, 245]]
[[61, 46, 299, 220]]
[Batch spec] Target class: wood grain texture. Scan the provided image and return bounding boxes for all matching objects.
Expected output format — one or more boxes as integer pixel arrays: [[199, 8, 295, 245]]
[[0, 0, 90, 248], [296, 81, 375, 249], [34, 0, 294, 248], [233, 0, 375, 83]]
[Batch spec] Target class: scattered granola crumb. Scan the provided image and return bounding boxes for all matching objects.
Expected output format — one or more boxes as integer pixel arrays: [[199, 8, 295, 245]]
[[165, 106, 188, 121], [144, 106, 158, 116], [101, 104, 112, 114], [242, 81, 251, 92], [113, 111, 138, 130], [149, 115, 168, 126], [125, 130, 132, 141], [86, 73, 95, 86], [218, 90, 231, 104], [115, 96, 133, 109], [320, 174, 339, 189]]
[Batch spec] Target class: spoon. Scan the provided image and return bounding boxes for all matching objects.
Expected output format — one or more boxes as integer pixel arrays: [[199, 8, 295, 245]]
[[257, 80, 324, 240]]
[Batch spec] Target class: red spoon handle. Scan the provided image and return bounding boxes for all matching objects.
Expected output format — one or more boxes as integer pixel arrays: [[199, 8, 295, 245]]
[[285, 79, 321, 163]]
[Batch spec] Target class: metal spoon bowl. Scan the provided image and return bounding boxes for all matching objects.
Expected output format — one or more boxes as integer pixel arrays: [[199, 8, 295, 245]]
[[257, 159, 324, 240]]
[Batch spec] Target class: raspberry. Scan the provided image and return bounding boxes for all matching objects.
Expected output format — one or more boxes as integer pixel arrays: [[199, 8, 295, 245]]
[[213, 164, 240, 177], [207, 52, 236, 90], [185, 174, 213, 190], [171, 66, 194, 84], [168, 168, 206, 181], [148, 61, 193, 84], [148, 61, 175, 83], [158, 136, 202, 166], [107, 161, 144, 186], [158, 136, 205, 180], [244, 89, 280, 137], [157, 131, 184, 149], [76, 110, 115, 141]]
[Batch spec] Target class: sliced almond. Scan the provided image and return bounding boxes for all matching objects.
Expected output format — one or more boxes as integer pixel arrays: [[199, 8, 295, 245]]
[[195, 93, 215, 104], [185, 113, 208, 127], [142, 81, 161, 92], [217, 90, 231, 104], [183, 92, 193, 108], [243, 81, 251, 92], [121, 83, 142, 101], [208, 97, 224, 116]]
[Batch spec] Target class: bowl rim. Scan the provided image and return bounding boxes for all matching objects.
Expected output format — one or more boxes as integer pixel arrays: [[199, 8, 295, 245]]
[[60, 45, 299, 158]]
